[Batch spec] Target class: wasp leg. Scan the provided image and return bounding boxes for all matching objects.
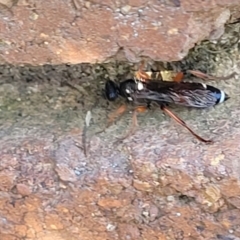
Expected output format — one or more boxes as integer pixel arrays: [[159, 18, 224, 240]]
[[187, 70, 236, 81], [173, 72, 184, 82], [107, 104, 127, 126], [134, 70, 151, 82], [135, 61, 184, 83], [134, 60, 152, 82], [135, 106, 148, 113], [114, 106, 147, 144], [96, 104, 127, 134], [160, 105, 213, 144]]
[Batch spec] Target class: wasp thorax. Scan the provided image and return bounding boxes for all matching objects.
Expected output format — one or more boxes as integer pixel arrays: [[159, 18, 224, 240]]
[[119, 79, 138, 98]]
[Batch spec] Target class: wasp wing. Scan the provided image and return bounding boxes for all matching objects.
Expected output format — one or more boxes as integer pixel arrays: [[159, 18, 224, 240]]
[[133, 81, 220, 108]]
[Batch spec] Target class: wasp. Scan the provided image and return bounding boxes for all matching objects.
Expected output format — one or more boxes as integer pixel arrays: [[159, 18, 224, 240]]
[[104, 64, 234, 143]]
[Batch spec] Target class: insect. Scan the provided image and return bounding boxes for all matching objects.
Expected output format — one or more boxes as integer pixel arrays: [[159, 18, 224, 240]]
[[104, 64, 234, 143]]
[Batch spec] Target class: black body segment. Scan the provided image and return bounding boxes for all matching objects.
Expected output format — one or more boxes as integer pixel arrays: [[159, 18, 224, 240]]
[[131, 80, 229, 108], [105, 80, 119, 101], [104, 79, 229, 108]]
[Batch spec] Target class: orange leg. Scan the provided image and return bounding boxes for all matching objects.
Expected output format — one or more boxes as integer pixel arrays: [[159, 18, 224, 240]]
[[107, 104, 127, 127], [96, 104, 127, 134], [161, 105, 213, 144], [134, 60, 152, 82], [135, 105, 148, 113], [135, 60, 185, 83], [114, 106, 148, 144], [187, 70, 236, 81], [134, 70, 151, 82], [173, 72, 184, 83]]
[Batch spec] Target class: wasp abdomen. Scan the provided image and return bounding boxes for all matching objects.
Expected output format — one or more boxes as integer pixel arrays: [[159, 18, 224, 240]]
[[203, 84, 230, 104]]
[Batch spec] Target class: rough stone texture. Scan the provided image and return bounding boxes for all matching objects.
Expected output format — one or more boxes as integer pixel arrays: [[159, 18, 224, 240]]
[[0, 28, 240, 238], [0, 8, 240, 240], [0, 0, 239, 64]]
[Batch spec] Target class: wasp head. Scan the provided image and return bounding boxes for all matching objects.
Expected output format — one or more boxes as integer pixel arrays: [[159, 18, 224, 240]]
[[104, 80, 119, 101]]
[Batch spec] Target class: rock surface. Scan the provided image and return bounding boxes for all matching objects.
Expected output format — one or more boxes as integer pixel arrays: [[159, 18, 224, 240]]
[[1, 1, 240, 239], [0, 37, 240, 238], [0, 0, 239, 64]]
